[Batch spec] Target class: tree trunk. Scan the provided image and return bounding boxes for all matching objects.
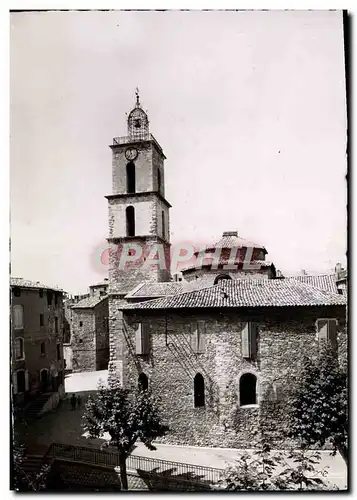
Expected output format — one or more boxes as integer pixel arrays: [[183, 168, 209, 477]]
[[336, 442, 348, 466], [118, 452, 128, 491]]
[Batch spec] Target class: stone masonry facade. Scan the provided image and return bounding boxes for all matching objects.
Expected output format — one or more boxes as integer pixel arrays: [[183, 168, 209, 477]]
[[108, 304, 346, 448]]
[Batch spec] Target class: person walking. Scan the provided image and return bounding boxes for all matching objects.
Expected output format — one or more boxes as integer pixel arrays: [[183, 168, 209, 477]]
[[77, 395, 82, 409], [70, 393, 76, 411]]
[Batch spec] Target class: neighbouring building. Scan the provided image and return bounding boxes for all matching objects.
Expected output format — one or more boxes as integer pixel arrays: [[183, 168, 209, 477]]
[[11, 278, 66, 414], [70, 279, 109, 372], [102, 94, 347, 448]]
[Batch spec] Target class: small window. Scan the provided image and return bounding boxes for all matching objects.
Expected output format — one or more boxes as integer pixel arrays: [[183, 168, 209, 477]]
[[194, 373, 205, 407], [15, 338, 24, 360], [240, 373, 257, 406], [39, 289, 43, 298], [338, 289, 343, 295], [241, 323, 258, 359], [192, 321, 206, 354], [79, 321, 83, 327], [54, 293, 58, 305], [55, 317, 58, 333], [138, 373, 148, 391], [13, 305, 24, 330], [40, 342, 46, 355], [56, 343, 61, 360], [100, 290, 106, 296], [79, 339, 83, 344], [47, 290, 53, 306], [214, 275, 232, 285], [13, 287, 21, 297], [40, 314, 44, 327]]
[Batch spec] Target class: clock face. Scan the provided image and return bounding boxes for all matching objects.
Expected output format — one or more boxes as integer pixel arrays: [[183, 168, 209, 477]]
[[125, 147, 138, 161]]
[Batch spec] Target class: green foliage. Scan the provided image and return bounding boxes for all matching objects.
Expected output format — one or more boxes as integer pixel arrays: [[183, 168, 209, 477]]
[[12, 441, 51, 492], [288, 344, 348, 464], [82, 376, 169, 490], [217, 432, 336, 491]]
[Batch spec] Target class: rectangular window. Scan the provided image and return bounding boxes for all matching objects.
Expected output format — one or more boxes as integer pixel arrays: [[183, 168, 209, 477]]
[[47, 290, 53, 306], [40, 342, 46, 355], [55, 317, 58, 333], [40, 314, 44, 327], [54, 293, 58, 305], [79, 321, 83, 327], [13, 287, 21, 297], [241, 322, 258, 359], [136, 323, 149, 355], [316, 319, 337, 349], [57, 343, 61, 360], [13, 305, 24, 330], [15, 338, 24, 359]]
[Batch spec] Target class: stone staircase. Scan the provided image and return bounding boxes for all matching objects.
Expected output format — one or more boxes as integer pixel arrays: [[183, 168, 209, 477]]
[[24, 393, 52, 419]]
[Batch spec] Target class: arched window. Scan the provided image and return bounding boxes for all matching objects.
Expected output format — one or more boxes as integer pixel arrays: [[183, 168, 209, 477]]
[[16, 370, 26, 393], [214, 274, 232, 285], [158, 168, 161, 193], [15, 337, 24, 360], [162, 211, 165, 239], [126, 206, 135, 237], [239, 373, 257, 406], [138, 373, 148, 391], [126, 162, 136, 194], [194, 373, 205, 407]]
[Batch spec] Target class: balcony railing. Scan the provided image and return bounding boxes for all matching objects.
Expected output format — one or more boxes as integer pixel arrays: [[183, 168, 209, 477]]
[[45, 442, 222, 485], [112, 134, 163, 153]]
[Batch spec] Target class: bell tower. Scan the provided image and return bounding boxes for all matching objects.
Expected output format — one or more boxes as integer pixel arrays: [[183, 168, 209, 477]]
[[106, 90, 172, 295]]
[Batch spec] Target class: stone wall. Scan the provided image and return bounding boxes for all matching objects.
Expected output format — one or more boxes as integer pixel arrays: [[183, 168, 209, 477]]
[[109, 305, 346, 448], [71, 309, 96, 372]]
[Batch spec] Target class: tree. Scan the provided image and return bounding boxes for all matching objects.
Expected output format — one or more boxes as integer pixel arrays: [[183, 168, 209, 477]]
[[12, 441, 51, 491], [82, 377, 169, 490], [287, 344, 348, 465]]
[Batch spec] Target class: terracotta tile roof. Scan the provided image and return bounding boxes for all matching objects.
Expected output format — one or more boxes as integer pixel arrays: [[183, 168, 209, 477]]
[[182, 260, 273, 273], [125, 281, 184, 298], [198, 231, 266, 253], [10, 277, 64, 292], [288, 275, 338, 294], [71, 295, 108, 309], [121, 279, 346, 311]]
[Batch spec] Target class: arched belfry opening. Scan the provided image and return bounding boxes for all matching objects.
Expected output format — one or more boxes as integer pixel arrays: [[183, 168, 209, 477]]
[[158, 168, 161, 193], [194, 373, 205, 407], [126, 162, 136, 194], [126, 206, 135, 237]]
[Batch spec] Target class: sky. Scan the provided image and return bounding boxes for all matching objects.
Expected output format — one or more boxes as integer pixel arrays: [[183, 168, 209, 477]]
[[10, 10, 347, 295]]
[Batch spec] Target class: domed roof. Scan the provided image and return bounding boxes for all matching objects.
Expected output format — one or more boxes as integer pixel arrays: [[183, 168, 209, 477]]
[[196, 231, 267, 255]]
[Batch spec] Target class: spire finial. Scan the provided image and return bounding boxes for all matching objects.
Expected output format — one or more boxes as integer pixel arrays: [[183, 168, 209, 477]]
[[135, 87, 140, 107]]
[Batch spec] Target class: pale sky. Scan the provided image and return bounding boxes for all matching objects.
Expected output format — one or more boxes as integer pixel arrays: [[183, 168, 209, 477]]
[[10, 10, 347, 295]]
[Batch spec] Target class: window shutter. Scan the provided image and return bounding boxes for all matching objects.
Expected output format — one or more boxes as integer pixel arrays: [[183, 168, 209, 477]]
[[316, 319, 328, 342], [136, 323, 143, 354], [242, 323, 250, 358], [250, 323, 258, 358], [13, 373, 18, 395], [142, 323, 149, 355], [327, 319, 337, 349], [197, 321, 206, 353], [13, 305, 24, 330], [191, 322, 198, 352], [25, 370, 29, 391], [136, 323, 149, 355]]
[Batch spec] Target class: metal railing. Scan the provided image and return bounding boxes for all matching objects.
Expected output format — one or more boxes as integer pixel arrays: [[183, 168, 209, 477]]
[[46, 442, 222, 485], [112, 134, 164, 154]]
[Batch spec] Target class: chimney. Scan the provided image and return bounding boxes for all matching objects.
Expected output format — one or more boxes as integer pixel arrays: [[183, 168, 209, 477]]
[[222, 231, 238, 237], [335, 263, 342, 275]]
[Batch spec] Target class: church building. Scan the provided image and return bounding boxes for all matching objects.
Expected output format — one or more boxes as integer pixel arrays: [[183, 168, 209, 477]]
[[106, 93, 347, 448]]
